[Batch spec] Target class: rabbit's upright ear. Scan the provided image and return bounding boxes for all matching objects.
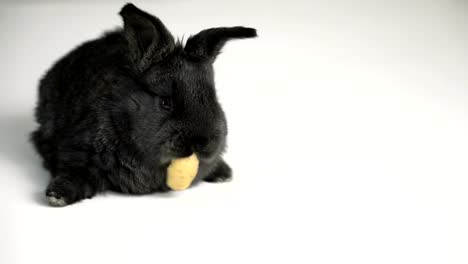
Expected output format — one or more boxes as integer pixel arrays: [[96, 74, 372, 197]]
[[120, 4, 175, 72], [184, 27, 257, 62]]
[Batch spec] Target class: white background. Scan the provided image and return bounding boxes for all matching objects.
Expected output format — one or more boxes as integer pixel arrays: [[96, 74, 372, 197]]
[[0, 0, 467, 263]]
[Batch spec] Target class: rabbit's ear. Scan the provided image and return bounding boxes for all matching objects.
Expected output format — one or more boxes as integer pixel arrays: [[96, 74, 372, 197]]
[[120, 4, 174, 72], [184, 27, 257, 62]]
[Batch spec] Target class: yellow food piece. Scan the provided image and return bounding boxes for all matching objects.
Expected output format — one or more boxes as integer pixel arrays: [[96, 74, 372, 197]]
[[166, 153, 199, 191]]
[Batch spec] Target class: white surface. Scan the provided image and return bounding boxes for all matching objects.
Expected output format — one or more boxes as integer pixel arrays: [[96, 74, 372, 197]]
[[0, 0, 467, 263]]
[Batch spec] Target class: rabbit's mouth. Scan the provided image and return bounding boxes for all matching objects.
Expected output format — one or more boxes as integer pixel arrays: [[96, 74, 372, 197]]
[[159, 134, 225, 165]]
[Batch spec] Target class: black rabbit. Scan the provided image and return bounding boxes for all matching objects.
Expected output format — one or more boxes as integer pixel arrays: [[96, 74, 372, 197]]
[[31, 3, 256, 206]]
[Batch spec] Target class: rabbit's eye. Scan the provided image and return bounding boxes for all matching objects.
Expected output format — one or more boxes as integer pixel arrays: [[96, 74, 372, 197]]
[[160, 97, 173, 111]]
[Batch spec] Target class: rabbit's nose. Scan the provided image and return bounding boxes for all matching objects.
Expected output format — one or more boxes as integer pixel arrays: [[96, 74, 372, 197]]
[[192, 136, 210, 150], [169, 137, 193, 158], [191, 134, 220, 158]]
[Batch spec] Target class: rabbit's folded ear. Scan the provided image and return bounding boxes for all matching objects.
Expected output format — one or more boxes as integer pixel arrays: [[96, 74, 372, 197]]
[[184, 27, 257, 62], [120, 3, 175, 72]]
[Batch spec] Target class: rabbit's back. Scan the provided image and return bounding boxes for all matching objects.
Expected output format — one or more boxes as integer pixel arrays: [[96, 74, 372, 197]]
[[32, 31, 128, 172]]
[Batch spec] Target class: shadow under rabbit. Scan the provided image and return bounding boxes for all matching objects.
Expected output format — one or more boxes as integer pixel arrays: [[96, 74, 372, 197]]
[[0, 111, 49, 205]]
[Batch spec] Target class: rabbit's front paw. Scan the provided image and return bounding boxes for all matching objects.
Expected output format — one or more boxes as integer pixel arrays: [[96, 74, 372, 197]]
[[203, 159, 232, 183]]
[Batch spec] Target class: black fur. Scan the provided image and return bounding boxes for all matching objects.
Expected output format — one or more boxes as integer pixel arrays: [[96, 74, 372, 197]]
[[31, 3, 257, 206]]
